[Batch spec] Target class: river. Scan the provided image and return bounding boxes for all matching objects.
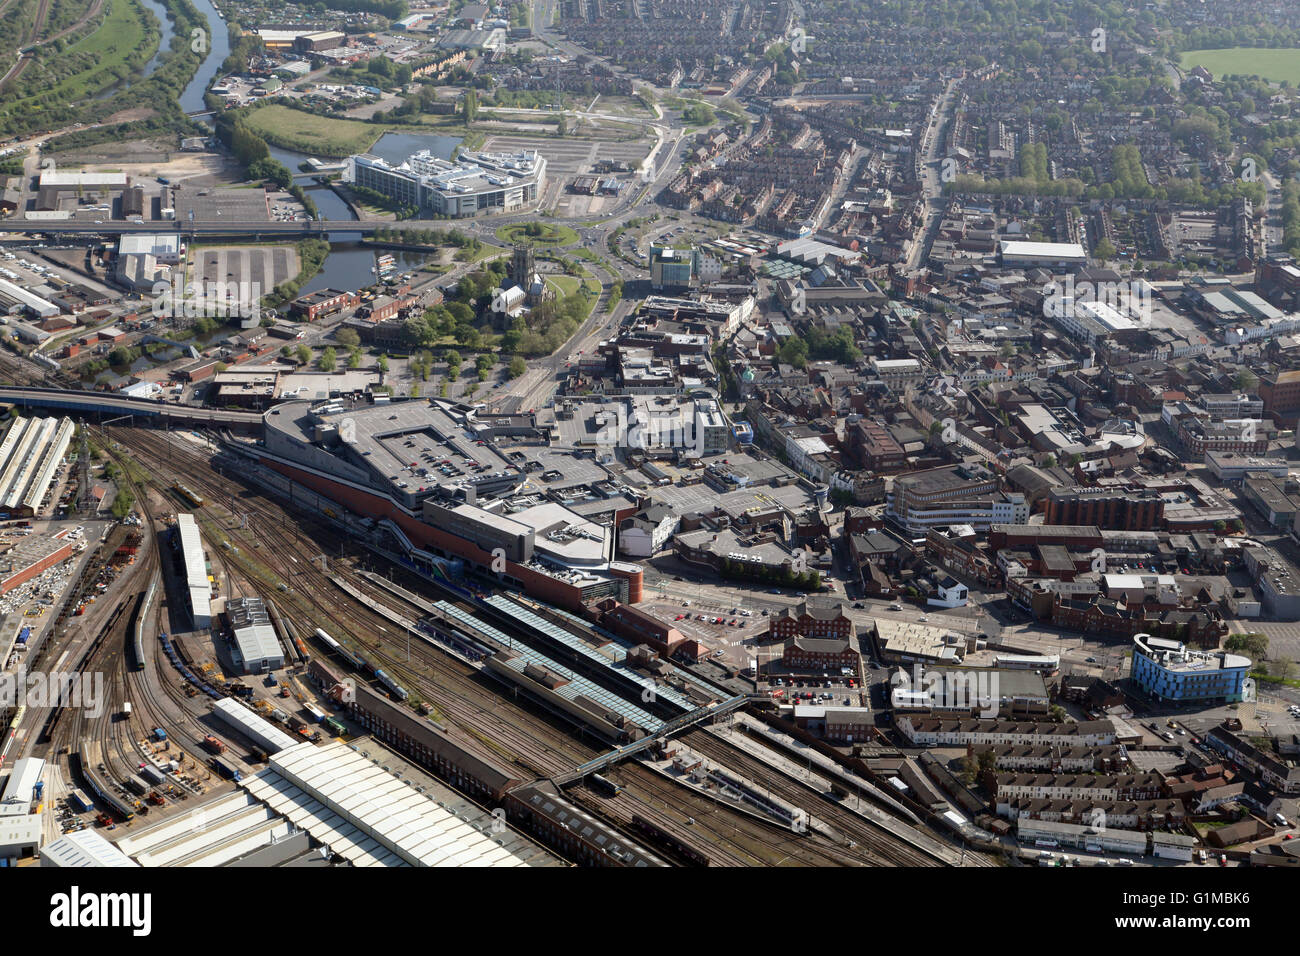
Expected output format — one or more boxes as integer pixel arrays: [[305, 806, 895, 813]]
[[177, 5, 455, 296], [179, 0, 231, 114]]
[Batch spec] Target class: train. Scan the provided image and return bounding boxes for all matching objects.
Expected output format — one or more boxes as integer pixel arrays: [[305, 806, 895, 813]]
[[373, 668, 409, 702], [210, 757, 242, 782], [130, 581, 155, 672], [590, 773, 623, 797], [159, 632, 223, 700], [416, 620, 494, 662], [322, 717, 347, 737], [630, 814, 710, 867], [313, 628, 365, 672], [66, 789, 93, 814], [171, 484, 205, 509], [315, 628, 409, 700], [71, 751, 138, 821]]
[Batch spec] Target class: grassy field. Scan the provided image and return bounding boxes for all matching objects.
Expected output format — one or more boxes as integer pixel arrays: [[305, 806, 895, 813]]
[[241, 105, 385, 157], [0, 0, 156, 128], [546, 275, 581, 297], [495, 222, 580, 246], [243, 103, 480, 158], [1180, 47, 1300, 84]]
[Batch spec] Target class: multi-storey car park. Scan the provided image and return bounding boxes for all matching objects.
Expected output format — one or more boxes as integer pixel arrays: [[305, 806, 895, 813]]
[[345, 149, 547, 218]]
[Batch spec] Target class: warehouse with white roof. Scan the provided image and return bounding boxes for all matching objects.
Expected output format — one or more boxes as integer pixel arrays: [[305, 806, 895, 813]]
[[0, 416, 75, 516], [0, 757, 43, 815], [0, 277, 60, 318], [41, 828, 138, 867], [175, 512, 211, 628], [243, 741, 549, 866], [228, 596, 284, 674], [212, 698, 300, 754], [110, 738, 560, 866], [999, 239, 1088, 270]]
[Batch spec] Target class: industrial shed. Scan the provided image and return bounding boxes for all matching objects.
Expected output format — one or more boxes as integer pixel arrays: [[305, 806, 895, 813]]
[[241, 741, 553, 866], [212, 698, 299, 755], [176, 513, 211, 628], [41, 828, 139, 867]]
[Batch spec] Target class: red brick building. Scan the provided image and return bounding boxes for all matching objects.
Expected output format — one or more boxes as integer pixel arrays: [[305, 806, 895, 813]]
[[847, 419, 905, 472], [1258, 369, 1300, 427], [1044, 488, 1164, 531], [1, 535, 74, 594], [780, 635, 858, 670], [769, 599, 853, 641], [290, 288, 360, 322], [600, 602, 685, 656]]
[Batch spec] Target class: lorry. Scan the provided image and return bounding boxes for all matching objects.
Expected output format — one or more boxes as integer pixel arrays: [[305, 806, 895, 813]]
[[152, 727, 167, 742]]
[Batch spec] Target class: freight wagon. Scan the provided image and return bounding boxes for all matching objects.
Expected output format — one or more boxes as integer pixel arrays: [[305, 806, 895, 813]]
[[210, 757, 242, 782]]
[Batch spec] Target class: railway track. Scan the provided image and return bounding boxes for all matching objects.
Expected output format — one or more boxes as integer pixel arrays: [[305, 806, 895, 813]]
[[685, 729, 949, 866], [105, 426, 952, 866]]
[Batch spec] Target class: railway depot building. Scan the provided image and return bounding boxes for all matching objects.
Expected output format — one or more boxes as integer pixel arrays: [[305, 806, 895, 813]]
[[255, 398, 642, 611], [175, 512, 212, 628], [345, 149, 546, 218]]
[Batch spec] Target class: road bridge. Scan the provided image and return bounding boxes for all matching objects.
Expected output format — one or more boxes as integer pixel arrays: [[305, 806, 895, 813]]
[[0, 386, 262, 431]]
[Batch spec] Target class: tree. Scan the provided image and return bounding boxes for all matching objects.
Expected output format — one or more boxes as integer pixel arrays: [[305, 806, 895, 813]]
[[1093, 237, 1117, 261], [295, 344, 311, 365], [508, 355, 527, 378], [378, 354, 389, 373], [777, 336, 808, 368], [1225, 632, 1269, 661], [336, 327, 361, 348], [319, 347, 337, 372], [110, 488, 135, 520]]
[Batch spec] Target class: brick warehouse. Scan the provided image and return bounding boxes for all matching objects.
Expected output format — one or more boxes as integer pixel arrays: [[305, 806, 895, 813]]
[[1044, 488, 1164, 531], [0, 533, 75, 594], [290, 288, 360, 322]]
